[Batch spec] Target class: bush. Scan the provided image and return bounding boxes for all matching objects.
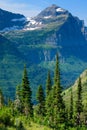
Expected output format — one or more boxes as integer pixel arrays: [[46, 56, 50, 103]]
[[0, 107, 14, 126], [0, 123, 7, 130], [16, 121, 25, 130]]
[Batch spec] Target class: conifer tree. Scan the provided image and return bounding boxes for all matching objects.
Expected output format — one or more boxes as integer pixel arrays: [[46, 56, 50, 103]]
[[76, 77, 83, 114], [0, 89, 4, 108], [16, 85, 21, 99], [46, 70, 52, 97], [36, 85, 45, 116], [69, 89, 73, 120], [45, 90, 54, 127], [52, 53, 65, 128], [76, 77, 83, 125], [21, 65, 33, 117], [84, 96, 87, 126], [45, 71, 53, 126], [14, 85, 22, 112], [8, 98, 12, 107]]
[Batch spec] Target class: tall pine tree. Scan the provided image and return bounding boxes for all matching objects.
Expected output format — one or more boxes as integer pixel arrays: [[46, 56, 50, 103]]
[[69, 89, 73, 120], [46, 70, 52, 97], [76, 77, 83, 125], [52, 53, 65, 128], [36, 85, 45, 116], [14, 85, 22, 112], [45, 89, 54, 127], [45, 70, 53, 126], [21, 65, 33, 117]]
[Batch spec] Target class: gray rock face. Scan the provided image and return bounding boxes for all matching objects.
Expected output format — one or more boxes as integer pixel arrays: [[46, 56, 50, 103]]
[[32, 4, 68, 26], [36, 4, 68, 18]]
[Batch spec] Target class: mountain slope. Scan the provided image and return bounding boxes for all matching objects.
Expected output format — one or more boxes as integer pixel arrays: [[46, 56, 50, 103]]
[[0, 8, 28, 31], [0, 34, 27, 98], [0, 34, 48, 99], [63, 69, 87, 109]]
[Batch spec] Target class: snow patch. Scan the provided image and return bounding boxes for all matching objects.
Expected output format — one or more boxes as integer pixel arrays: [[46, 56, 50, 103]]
[[26, 17, 31, 21], [44, 15, 52, 19], [26, 19, 37, 26], [11, 17, 26, 22], [26, 19, 42, 27], [24, 27, 41, 31], [39, 22, 42, 25], [30, 19, 36, 25], [56, 8, 64, 12]]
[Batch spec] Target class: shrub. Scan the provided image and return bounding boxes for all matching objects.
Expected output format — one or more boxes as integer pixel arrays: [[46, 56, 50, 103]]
[[0, 107, 14, 127], [0, 123, 7, 130], [16, 121, 25, 130]]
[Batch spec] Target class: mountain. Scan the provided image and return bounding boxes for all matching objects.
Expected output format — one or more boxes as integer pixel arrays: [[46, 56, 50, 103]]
[[0, 5, 87, 99], [0, 8, 28, 31], [25, 4, 68, 30]]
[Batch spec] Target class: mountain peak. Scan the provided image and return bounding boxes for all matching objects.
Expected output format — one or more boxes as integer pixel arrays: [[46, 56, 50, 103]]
[[49, 4, 60, 8], [37, 4, 67, 18], [25, 4, 69, 31]]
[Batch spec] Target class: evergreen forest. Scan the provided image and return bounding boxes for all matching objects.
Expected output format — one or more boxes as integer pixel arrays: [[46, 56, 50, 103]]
[[0, 54, 87, 130]]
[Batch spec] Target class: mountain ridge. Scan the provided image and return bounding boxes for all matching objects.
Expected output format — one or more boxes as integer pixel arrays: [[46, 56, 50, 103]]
[[0, 8, 28, 31]]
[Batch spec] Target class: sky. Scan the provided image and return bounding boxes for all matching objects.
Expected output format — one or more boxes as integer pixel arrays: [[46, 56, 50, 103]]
[[0, 0, 87, 25]]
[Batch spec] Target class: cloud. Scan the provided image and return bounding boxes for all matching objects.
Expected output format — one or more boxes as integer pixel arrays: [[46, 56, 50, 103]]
[[0, 1, 40, 17]]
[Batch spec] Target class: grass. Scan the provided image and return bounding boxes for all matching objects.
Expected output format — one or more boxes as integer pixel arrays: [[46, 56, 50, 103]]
[[25, 122, 52, 130], [4, 124, 87, 130], [6, 122, 52, 130]]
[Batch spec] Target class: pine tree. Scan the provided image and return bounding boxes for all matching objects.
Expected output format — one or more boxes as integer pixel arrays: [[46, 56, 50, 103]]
[[16, 85, 22, 99], [14, 85, 22, 112], [69, 89, 73, 120], [36, 85, 45, 116], [45, 90, 54, 127], [0, 89, 4, 108], [76, 77, 83, 125], [21, 65, 33, 117], [46, 70, 52, 97], [8, 98, 13, 107], [52, 53, 66, 128], [76, 77, 83, 114], [45, 71, 53, 126]]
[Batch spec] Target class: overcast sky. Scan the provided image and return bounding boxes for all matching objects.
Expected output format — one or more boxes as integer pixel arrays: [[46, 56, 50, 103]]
[[0, 0, 87, 25]]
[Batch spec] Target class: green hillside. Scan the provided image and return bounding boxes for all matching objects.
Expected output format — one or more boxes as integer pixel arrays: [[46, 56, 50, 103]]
[[63, 69, 87, 110]]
